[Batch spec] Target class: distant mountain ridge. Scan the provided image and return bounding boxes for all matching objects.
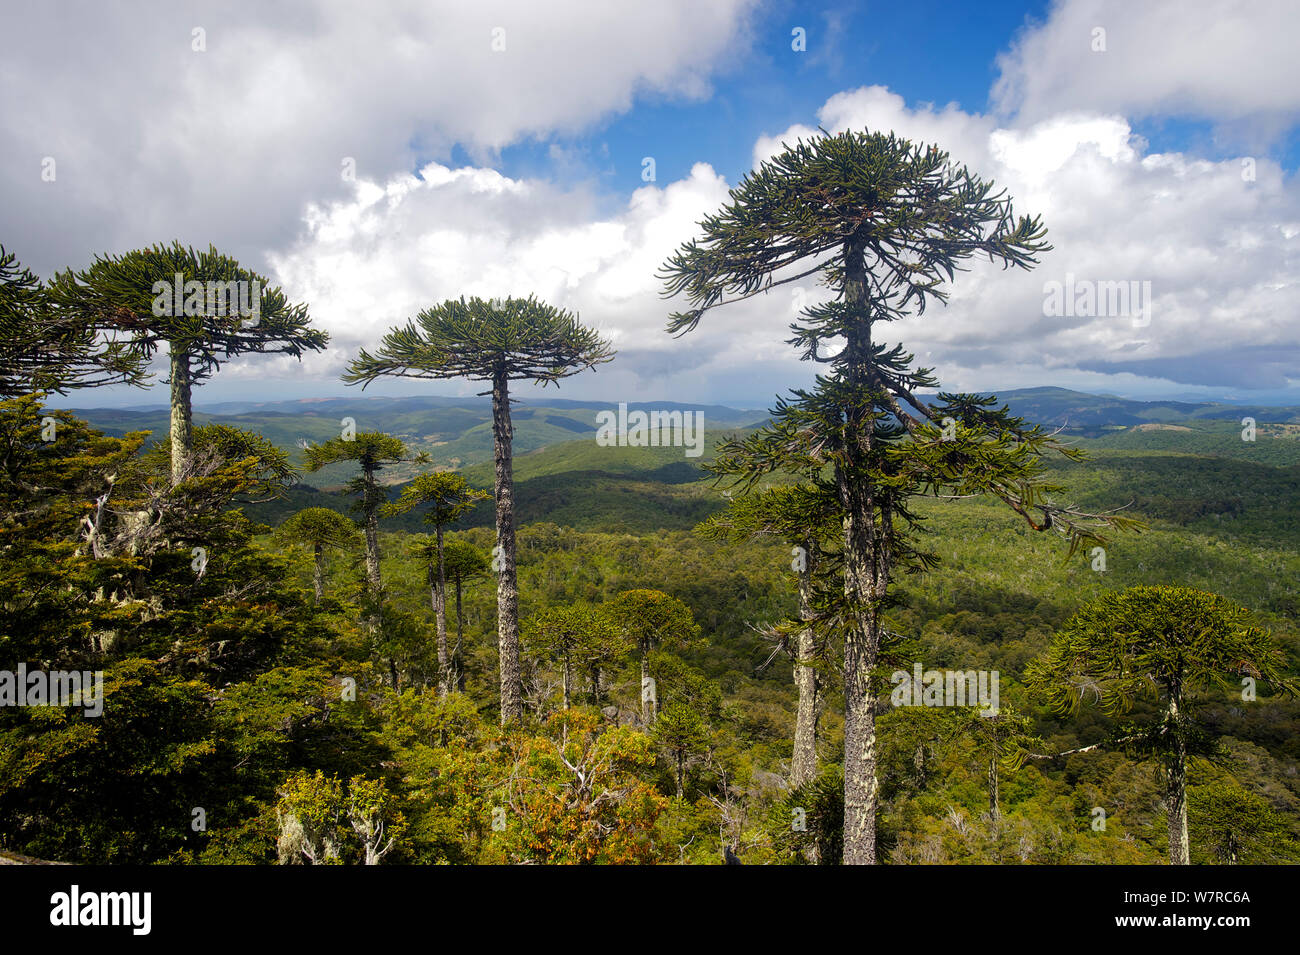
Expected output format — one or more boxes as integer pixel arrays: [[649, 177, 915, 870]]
[[67, 387, 1300, 463]]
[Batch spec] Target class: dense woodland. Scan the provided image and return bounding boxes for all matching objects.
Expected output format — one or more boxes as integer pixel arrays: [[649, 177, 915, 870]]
[[1, 130, 1296, 865]]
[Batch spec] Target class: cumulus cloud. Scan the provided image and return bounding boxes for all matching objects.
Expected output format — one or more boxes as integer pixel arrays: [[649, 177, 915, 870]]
[[265, 158, 791, 401], [771, 86, 1300, 395], [992, 0, 1300, 144], [0, 0, 756, 275], [7, 0, 1297, 406], [245, 80, 1300, 403]]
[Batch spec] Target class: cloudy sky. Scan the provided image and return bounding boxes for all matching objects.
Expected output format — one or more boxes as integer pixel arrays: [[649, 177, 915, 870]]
[[3, 0, 1298, 408]]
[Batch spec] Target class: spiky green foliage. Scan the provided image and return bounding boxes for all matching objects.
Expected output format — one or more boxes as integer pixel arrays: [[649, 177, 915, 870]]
[[383, 471, 488, 526], [304, 432, 422, 525], [0, 245, 146, 397], [661, 129, 1049, 337], [652, 702, 710, 799], [696, 484, 838, 550], [524, 603, 627, 707], [274, 507, 360, 551], [1027, 586, 1293, 715], [605, 590, 701, 657], [46, 241, 326, 383], [431, 538, 490, 585], [343, 295, 614, 387], [143, 423, 298, 501]]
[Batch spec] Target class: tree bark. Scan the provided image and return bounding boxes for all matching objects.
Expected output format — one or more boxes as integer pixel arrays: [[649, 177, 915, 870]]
[[561, 648, 571, 709], [640, 641, 655, 726], [434, 525, 449, 696], [1165, 687, 1190, 865], [168, 343, 193, 484], [491, 366, 523, 724], [361, 463, 388, 684], [839, 237, 886, 865], [791, 541, 819, 788], [312, 542, 324, 605], [988, 758, 1000, 823], [362, 465, 382, 597], [453, 578, 465, 691]]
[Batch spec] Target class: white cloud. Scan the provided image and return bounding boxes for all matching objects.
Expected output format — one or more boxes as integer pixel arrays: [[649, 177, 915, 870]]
[[0, 0, 756, 276], [255, 82, 1298, 403], [993, 0, 1300, 141], [9, 1, 1300, 406], [791, 86, 1300, 393]]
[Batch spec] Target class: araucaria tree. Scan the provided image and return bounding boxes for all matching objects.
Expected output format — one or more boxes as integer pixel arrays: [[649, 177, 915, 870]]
[[344, 296, 613, 724], [698, 485, 837, 788], [0, 244, 146, 398], [661, 129, 1138, 864], [305, 431, 425, 686], [438, 539, 491, 691], [1027, 586, 1293, 866], [48, 241, 326, 481], [387, 472, 489, 694], [273, 507, 360, 604], [524, 604, 624, 710], [606, 590, 700, 726]]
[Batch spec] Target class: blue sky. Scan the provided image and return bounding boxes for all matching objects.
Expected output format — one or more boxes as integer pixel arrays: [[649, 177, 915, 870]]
[[489, 0, 1057, 193]]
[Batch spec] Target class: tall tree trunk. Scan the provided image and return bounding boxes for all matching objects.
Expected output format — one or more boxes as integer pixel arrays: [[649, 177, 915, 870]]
[[362, 467, 382, 595], [491, 366, 523, 724], [791, 541, 819, 788], [361, 465, 388, 684], [561, 648, 571, 709], [434, 525, 449, 696], [168, 343, 193, 484], [453, 578, 465, 691], [590, 664, 601, 705], [676, 752, 685, 800], [988, 758, 1000, 823], [1165, 688, 1190, 865], [640, 642, 655, 725], [839, 237, 886, 865], [312, 542, 324, 605]]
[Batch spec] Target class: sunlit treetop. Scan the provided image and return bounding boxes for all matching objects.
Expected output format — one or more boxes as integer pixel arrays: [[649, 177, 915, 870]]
[[659, 128, 1051, 338], [343, 295, 614, 387], [46, 240, 327, 384], [0, 245, 147, 397]]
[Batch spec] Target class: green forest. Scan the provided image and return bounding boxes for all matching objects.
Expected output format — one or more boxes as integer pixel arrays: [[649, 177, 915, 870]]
[[1, 130, 1297, 866]]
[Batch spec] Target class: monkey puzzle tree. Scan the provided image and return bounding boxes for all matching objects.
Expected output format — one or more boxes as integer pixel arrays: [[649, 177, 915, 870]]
[[48, 241, 326, 481], [524, 603, 625, 710], [144, 423, 298, 503], [652, 702, 710, 800], [698, 484, 838, 788], [605, 590, 700, 726], [387, 472, 489, 694], [1026, 585, 1293, 866], [1188, 781, 1298, 864], [304, 431, 420, 601], [661, 129, 1138, 864], [0, 244, 146, 397], [344, 296, 613, 724], [273, 507, 360, 604], [951, 704, 1039, 824], [439, 539, 491, 691], [305, 432, 425, 687]]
